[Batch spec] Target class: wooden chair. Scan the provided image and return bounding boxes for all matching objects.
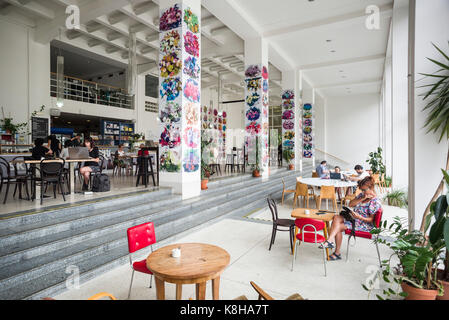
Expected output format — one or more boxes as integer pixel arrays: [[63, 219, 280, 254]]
[[380, 173, 388, 190], [293, 181, 317, 209], [281, 178, 296, 205], [371, 173, 383, 193], [312, 171, 319, 178], [341, 188, 362, 210], [316, 185, 338, 212], [233, 282, 305, 300]]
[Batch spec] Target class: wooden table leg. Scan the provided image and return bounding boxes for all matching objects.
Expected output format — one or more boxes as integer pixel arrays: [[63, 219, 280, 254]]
[[196, 282, 206, 300], [155, 277, 165, 300], [176, 284, 182, 300], [212, 277, 220, 300], [323, 221, 330, 260]]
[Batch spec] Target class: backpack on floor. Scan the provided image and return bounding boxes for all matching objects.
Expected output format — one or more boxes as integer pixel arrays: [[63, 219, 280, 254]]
[[92, 173, 110, 192]]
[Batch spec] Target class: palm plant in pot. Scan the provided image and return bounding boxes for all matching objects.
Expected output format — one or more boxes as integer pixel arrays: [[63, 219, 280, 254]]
[[200, 137, 212, 190], [384, 189, 408, 208], [283, 149, 294, 170], [365, 217, 443, 300], [419, 43, 449, 231]]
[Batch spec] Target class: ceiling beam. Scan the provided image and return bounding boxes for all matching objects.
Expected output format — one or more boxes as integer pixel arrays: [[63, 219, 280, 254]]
[[107, 32, 122, 41], [133, 1, 158, 16], [300, 54, 386, 71], [120, 4, 159, 33], [3, 0, 55, 20], [66, 30, 83, 40], [210, 25, 229, 36], [108, 12, 127, 25], [263, 3, 394, 38], [88, 39, 103, 47], [106, 46, 120, 54]]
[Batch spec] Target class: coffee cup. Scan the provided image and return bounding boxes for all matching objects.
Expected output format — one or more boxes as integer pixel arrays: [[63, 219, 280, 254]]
[[305, 209, 310, 215], [171, 248, 181, 258]]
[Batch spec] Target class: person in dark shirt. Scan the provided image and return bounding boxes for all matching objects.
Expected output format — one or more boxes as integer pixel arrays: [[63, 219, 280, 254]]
[[47, 135, 61, 158], [31, 138, 52, 160], [70, 134, 82, 147], [79, 137, 100, 191]]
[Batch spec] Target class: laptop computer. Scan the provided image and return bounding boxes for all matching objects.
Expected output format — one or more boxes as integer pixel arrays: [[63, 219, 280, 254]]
[[330, 172, 342, 180], [68, 147, 90, 160]]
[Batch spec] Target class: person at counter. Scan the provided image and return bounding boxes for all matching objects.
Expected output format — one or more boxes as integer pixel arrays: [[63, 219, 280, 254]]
[[31, 138, 52, 160], [79, 137, 100, 191]]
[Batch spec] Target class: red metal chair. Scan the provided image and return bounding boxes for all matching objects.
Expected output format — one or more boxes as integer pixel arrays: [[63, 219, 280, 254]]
[[291, 218, 327, 276], [345, 208, 383, 266], [127, 222, 156, 300]]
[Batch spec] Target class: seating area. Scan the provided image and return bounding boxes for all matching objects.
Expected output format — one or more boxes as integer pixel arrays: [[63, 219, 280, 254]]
[[0, 0, 448, 308]]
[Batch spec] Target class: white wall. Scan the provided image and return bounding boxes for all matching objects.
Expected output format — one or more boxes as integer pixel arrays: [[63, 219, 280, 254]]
[[315, 93, 326, 152], [412, 0, 449, 230], [325, 94, 380, 169]]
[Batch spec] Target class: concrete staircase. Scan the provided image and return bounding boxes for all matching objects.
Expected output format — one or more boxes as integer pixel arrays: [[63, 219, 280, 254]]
[[0, 165, 312, 300]]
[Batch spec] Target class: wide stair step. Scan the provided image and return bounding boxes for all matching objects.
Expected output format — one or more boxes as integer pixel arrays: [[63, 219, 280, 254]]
[[0, 166, 312, 300]]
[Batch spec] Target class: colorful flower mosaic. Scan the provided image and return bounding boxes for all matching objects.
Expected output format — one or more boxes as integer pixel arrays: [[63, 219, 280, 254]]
[[283, 120, 294, 130], [185, 102, 199, 126], [160, 5, 182, 31], [245, 65, 261, 78], [184, 31, 200, 57], [303, 126, 312, 135], [183, 149, 200, 172], [160, 30, 181, 54], [183, 8, 199, 33], [246, 93, 260, 107], [246, 121, 261, 135], [262, 66, 269, 80], [183, 56, 200, 79], [160, 102, 181, 124], [282, 110, 294, 120], [160, 78, 182, 101], [246, 78, 261, 91], [160, 124, 181, 148], [160, 51, 182, 78], [184, 79, 200, 103], [183, 127, 200, 148], [246, 106, 261, 121], [160, 149, 181, 172]]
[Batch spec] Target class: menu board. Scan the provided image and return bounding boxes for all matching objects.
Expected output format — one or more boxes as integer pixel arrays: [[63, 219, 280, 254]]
[[31, 117, 49, 141]]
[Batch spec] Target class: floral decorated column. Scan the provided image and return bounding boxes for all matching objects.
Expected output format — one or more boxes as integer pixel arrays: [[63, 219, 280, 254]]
[[244, 38, 269, 178], [158, 0, 201, 199]]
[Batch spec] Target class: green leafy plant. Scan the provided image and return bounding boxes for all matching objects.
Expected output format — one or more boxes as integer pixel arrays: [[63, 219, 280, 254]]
[[201, 137, 212, 180], [128, 132, 144, 152], [383, 176, 392, 188], [364, 217, 443, 300], [419, 43, 449, 231], [366, 147, 386, 175], [384, 189, 408, 208], [283, 149, 294, 165]]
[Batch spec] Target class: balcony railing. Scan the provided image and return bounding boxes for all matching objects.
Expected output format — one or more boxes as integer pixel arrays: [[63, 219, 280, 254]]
[[50, 73, 133, 109]]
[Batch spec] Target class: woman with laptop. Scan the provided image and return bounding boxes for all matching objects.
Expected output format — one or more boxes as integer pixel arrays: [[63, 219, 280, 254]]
[[79, 137, 100, 191], [318, 176, 382, 261]]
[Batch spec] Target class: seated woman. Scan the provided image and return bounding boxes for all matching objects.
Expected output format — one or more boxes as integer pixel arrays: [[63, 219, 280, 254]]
[[137, 144, 149, 157], [31, 138, 53, 160], [114, 144, 127, 172], [79, 137, 100, 191], [319, 176, 382, 260]]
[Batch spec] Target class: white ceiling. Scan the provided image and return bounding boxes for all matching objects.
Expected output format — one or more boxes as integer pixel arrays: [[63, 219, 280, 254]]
[[0, 0, 393, 99]]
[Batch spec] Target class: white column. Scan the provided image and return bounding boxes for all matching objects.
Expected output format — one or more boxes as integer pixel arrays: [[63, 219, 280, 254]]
[[391, 0, 409, 190], [158, 0, 201, 199], [244, 37, 269, 178], [411, 0, 449, 230], [281, 69, 300, 170]]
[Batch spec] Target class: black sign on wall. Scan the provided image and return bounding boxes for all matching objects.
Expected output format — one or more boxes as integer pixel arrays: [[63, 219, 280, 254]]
[[31, 117, 49, 142]]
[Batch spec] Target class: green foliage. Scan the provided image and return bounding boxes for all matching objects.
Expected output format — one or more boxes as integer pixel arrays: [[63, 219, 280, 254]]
[[201, 137, 212, 180], [283, 149, 294, 164], [384, 189, 408, 208], [363, 216, 444, 300], [1, 105, 45, 135], [383, 176, 392, 188], [419, 42, 449, 142], [366, 147, 386, 175]]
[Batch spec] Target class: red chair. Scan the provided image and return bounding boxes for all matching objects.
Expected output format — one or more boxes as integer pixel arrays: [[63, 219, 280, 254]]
[[127, 222, 156, 300], [345, 208, 383, 266], [291, 218, 327, 276]]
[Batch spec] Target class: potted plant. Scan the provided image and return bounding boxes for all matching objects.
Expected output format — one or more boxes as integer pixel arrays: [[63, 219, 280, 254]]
[[200, 138, 212, 190], [384, 189, 408, 208], [419, 43, 449, 231], [366, 147, 386, 175], [422, 169, 449, 300], [364, 216, 443, 300], [283, 149, 294, 170]]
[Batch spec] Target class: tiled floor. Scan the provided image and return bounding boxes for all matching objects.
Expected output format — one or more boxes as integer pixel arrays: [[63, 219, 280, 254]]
[[55, 197, 406, 301]]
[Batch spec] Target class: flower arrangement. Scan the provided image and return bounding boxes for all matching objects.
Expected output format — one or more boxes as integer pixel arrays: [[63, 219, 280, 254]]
[[160, 78, 182, 101], [304, 119, 312, 126], [183, 56, 200, 78], [214, 109, 218, 116], [184, 31, 200, 57], [284, 131, 295, 140], [303, 150, 313, 158], [246, 106, 261, 121], [222, 111, 227, 118], [159, 102, 181, 124], [183, 149, 200, 173], [246, 78, 261, 91], [282, 90, 295, 100], [246, 121, 261, 135], [160, 30, 180, 54], [183, 127, 200, 148], [263, 80, 268, 93], [184, 79, 200, 103], [304, 134, 313, 143], [303, 111, 313, 119], [303, 103, 312, 111], [160, 52, 182, 78], [262, 94, 269, 106], [303, 143, 313, 151], [262, 66, 269, 80], [303, 127, 312, 134], [245, 65, 261, 78], [160, 125, 181, 148], [160, 149, 181, 172], [160, 5, 182, 31], [283, 120, 294, 130], [185, 102, 199, 126], [283, 140, 294, 148], [283, 100, 295, 109], [183, 8, 199, 33], [282, 110, 294, 120], [246, 93, 260, 107]]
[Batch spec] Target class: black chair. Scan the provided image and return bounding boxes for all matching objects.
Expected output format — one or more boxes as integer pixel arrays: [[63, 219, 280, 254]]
[[136, 155, 156, 188], [267, 198, 295, 253], [0, 157, 31, 204], [37, 159, 66, 205]]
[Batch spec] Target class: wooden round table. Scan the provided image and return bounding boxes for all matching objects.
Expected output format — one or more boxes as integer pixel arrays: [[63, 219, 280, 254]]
[[146, 243, 230, 300]]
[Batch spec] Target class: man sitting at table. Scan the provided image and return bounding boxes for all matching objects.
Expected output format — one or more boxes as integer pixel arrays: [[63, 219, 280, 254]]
[[315, 161, 330, 178], [31, 138, 52, 160], [348, 165, 370, 182]]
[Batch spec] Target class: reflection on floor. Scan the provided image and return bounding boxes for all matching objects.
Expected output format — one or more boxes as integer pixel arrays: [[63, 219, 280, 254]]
[[55, 196, 405, 300]]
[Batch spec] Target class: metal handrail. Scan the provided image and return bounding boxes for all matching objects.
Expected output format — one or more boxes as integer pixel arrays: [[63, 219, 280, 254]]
[[315, 148, 351, 169]]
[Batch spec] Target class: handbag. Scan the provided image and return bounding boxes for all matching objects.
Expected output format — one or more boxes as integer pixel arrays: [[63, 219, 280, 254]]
[[340, 207, 356, 239]]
